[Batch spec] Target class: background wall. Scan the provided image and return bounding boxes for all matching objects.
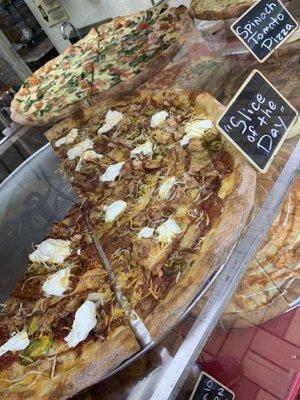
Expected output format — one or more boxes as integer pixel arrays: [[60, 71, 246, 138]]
[[25, 0, 191, 53]]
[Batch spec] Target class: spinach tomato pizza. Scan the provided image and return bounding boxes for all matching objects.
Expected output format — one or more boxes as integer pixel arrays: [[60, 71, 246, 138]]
[[46, 89, 256, 339], [11, 5, 193, 127]]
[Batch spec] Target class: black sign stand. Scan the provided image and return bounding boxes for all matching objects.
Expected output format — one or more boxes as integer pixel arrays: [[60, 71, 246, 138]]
[[189, 371, 235, 400], [231, 0, 299, 62], [217, 70, 298, 173]]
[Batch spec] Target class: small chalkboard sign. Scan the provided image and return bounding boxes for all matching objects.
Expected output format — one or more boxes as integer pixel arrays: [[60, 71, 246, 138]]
[[189, 372, 235, 400], [231, 0, 298, 62], [217, 70, 298, 173]]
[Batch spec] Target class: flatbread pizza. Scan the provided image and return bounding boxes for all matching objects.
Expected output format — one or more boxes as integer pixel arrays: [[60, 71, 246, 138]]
[[11, 5, 193, 127]]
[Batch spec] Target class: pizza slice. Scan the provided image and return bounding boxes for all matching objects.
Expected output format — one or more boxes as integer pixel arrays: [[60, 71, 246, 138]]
[[0, 205, 139, 400], [189, 0, 255, 20]]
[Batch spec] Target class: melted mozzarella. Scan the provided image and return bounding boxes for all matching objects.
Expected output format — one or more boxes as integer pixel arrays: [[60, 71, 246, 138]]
[[100, 161, 125, 183], [105, 200, 127, 222], [42, 268, 71, 297], [64, 300, 97, 348], [67, 138, 93, 160], [150, 111, 168, 128], [180, 119, 213, 147], [130, 140, 153, 158], [75, 150, 103, 172], [137, 227, 154, 239], [158, 177, 177, 200], [157, 219, 181, 244], [0, 331, 30, 356], [55, 128, 78, 147], [98, 110, 124, 134], [29, 239, 71, 264]]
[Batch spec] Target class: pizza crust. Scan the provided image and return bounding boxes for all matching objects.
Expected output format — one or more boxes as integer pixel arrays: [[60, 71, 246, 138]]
[[11, 6, 194, 127], [189, 0, 254, 20], [141, 92, 257, 339], [1, 326, 139, 400]]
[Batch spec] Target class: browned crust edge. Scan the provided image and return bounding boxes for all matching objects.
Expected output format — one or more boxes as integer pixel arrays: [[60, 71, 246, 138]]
[[4, 327, 139, 400], [10, 7, 194, 127], [221, 291, 290, 328], [142, 92, 257, 340], [189, 0, 254, 20]]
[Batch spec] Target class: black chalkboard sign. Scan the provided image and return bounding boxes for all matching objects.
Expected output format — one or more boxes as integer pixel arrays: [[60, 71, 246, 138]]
[[190, 372, 235, 400], [231, 0, 298, 62], [217, 70, 298, 173]]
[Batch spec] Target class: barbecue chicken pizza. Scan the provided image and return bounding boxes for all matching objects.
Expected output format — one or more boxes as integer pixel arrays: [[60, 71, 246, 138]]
[[11, 4, 193, 127], [0, 89, 256, 399], [189, 0, 255, 20], [45, 89, 256, 339], [0, 205, 139, 400]]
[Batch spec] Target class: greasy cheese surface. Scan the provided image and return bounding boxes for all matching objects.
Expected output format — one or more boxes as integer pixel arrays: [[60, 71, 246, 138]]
[[29, 238, 71, 264], [130, 140, 154, 158], [98, 110, 124, 134], [0, 331, 30, 356], [100, 161, 125, 182], [67, 138, 94, 160], [42, 267, 71, 297], [55, 128, 78, 147], [105, 200, 127, 222], [64, 300, 97, 348]]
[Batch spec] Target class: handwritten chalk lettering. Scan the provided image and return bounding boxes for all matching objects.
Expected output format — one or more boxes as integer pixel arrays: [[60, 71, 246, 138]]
[[217, 71, 298, 172], [261, 23, 294, 50], [232, 0, 298, 61]]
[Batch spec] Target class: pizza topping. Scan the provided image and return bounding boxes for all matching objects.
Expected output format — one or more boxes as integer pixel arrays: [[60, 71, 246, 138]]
[[137, 227, 154, 239], [105, 200, 127, 222], [100, 161, 125, 183], [64, 300, 97, 348], [29, 239, 71, 264], [180, 119, 213, 147], [0, 331, 29, 356], [158, 176, 177, 200], [23, 335, 52, 358], [55, 128, 79, 147], [42, 268, 71, 297], [130, 140, 153, 158], [201, 194, 223, 222], [98, 110, 124, 134], [75, 150, 103, 172], [150, 110, 169, 128], [156, 218, 182, 245], [67, 138, 94, 160]]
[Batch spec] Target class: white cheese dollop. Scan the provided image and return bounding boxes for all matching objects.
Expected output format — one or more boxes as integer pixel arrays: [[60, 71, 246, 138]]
[[0, 331, 30, 356], [105, 200, 127, 222], [98, 110, 124, 134], [180, 119, 213, 147], [42, 267, 71, 297], [150, 111, 168, 128], [158, 177, 177, 200], [157, 219, 181, 245], [29, 239, 71, 264], [64, 300, 97, 348], [130, 140, 153, 158], [75, 150, 103, 172], [67, 138, 93, 160], [55, 128, 78, 147], [100, 161, 125, 183], [137, 227, 154, 239]]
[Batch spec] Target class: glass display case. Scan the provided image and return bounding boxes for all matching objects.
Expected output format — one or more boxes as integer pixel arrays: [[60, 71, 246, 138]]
[[0, 1, 299, 399]]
